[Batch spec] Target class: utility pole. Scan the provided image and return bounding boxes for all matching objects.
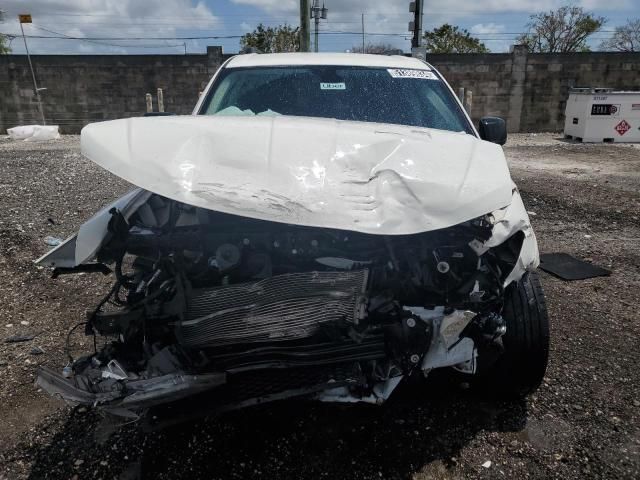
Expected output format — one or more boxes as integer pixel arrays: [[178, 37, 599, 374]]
[[409, 0, 424, 48], [18, 13, 46, 125], [314, 7, 319, 53], [361, 13, 365, 53], [310, 0, 327, 53], [299, 0, 310, 52]]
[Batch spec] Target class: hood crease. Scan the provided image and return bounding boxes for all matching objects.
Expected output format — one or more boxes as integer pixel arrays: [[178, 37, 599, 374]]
[[81, 115, 514, 235]]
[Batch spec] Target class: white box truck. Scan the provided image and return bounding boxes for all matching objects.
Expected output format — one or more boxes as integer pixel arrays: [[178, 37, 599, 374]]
[[564, 88, 640, 143]]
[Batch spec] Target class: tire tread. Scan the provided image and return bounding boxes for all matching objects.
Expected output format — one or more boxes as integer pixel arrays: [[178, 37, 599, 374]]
[[480, 271, 550, 398]]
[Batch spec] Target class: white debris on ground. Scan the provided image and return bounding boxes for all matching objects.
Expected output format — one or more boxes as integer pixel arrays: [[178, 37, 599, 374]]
[[7, 125, 60, 142]]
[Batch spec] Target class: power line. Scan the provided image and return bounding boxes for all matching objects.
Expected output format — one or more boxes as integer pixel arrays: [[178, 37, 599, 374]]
[[32, 25, 186, 49], [3, 30, 621, 40], [0, 32, 244, 40], [1, 31, 402, 41]]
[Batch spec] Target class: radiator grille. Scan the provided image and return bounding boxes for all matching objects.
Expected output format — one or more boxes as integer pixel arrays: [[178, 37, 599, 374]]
[[178, 270, 368, 348]]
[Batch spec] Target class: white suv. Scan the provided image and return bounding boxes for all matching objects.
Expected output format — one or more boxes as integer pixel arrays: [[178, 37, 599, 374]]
[[37, 53, 549, 424]]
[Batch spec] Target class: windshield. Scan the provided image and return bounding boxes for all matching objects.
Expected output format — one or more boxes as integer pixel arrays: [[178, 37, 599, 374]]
[[200, 65, 473, 134]]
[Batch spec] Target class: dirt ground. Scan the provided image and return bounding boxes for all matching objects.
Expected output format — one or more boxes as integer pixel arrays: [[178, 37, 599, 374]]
[[0, 133, 638, 479]]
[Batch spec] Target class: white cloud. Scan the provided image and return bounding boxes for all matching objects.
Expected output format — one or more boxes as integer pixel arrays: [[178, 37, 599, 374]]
[[470, 23, 506, 35], [467, 23, 512, 53], [0, 0, 220, 54], [424, 0, 632, 14], [232, 0, 297, 13]]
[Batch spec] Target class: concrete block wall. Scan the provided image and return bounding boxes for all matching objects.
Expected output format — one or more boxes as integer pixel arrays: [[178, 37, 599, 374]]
[[520, 52, 640, 132], [0, 46, 229, 133], [425, 52, 516, 130], [428, 48, 640, 132], [1, 47, 639, 133]]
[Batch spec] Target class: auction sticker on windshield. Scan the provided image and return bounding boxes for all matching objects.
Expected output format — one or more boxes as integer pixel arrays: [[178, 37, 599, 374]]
[[387, 69, 438, 80]]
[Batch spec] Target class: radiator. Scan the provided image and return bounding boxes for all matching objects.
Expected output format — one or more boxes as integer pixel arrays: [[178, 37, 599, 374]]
[[177, 270, 368, 348]]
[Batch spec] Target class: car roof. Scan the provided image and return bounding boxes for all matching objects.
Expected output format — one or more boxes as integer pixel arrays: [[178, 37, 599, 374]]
[[225, 52, 432, 70]]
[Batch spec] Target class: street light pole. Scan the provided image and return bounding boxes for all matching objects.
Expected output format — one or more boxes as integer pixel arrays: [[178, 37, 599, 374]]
[[18, 14, 45, 125], [299, 0, 310, 52]]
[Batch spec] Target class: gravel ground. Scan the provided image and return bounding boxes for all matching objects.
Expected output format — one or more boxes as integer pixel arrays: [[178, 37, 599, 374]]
[[0, 133, 638, 479]]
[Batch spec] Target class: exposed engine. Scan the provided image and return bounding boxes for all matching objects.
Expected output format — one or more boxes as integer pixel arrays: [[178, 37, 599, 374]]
[[37, 194, 522, 422]]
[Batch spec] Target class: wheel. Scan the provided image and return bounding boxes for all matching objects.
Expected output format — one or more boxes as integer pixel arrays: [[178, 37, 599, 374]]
[[476, 271, 550, 398]]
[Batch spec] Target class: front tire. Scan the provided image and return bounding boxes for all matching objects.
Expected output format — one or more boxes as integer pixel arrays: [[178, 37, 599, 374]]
[[478, 271, 550, 398]]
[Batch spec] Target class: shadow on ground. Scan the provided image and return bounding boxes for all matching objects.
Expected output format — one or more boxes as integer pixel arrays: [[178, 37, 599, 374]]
[[24, 375, 527, 479]]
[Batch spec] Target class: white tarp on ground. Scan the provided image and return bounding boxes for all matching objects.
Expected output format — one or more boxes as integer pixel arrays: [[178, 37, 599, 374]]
[[7, 125, 60, 142]]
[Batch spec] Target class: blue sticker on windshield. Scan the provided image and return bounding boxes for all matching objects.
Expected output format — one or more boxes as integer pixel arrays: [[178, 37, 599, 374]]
[[320, 82, 346, 90], [387, 69, 438, 80]]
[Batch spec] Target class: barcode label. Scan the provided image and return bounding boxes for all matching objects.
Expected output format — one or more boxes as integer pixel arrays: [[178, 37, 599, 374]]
[[387, 69, 438, 80]]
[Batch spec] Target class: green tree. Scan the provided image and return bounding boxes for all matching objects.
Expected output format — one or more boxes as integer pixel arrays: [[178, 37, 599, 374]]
[[0, 38, 7, 54], [240, 23, 299, 53], [423, 24, 489, 53], [599, 18, 640, 52], [517, 6, 606, 53], [0, 9, 11, 54], [350, 42, 403, 55]]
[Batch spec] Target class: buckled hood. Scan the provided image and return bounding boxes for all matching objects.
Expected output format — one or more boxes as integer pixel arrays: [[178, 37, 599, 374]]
[[80, 115, 513, 235]]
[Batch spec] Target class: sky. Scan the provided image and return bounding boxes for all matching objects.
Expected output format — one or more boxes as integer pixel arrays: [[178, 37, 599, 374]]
[[0, 0, 637, 55]]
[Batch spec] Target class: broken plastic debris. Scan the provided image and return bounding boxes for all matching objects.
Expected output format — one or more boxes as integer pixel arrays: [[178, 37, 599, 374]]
[[482, 460, 492, 468], [101, 359, 129, 380], [539, 252, 611, 281], [44, 236, 63, 247], [315, 257, 372, 269], [5, 334, 35, 343]]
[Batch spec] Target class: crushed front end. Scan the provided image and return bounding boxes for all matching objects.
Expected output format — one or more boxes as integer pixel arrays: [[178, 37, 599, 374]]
[[36, 189, 536, 421]]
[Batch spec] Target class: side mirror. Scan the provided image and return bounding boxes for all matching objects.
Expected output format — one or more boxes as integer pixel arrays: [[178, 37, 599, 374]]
[[478, 117, 507, 145]]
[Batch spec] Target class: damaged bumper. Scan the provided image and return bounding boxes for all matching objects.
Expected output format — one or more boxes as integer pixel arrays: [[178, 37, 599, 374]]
[[37, 367, 226, 417], [36, 192, 536, 420]]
